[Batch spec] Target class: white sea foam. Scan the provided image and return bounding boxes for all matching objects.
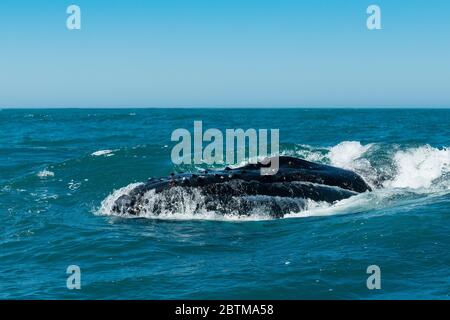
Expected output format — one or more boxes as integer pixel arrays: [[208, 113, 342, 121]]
[[37, 170, 55, 178], [91, 150, 115, 157], [68, 180, 82, 191], [384, 145, 450, 189], [329, 141, 370, 168], [285, 189, 393, 219]]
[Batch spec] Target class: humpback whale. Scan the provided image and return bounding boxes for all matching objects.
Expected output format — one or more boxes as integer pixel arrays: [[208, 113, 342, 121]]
[[111, 156, 371, 218]]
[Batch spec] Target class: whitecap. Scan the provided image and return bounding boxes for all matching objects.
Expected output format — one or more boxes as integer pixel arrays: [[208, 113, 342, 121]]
[[37, 170, 55, 178], [91, 150, 114, 157]]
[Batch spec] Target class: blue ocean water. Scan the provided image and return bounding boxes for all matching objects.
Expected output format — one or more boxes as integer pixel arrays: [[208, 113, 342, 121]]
[[0, 108, 449, 299]]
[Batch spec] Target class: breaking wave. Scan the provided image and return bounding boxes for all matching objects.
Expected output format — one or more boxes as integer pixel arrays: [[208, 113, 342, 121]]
[[97, 142, 450, 221]]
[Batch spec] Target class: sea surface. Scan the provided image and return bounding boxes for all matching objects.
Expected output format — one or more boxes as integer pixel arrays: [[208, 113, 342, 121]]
[[0, 108, 449, 299]]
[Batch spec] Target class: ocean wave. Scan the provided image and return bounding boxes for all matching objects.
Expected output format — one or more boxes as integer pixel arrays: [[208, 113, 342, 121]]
[[98, 141, 450, 221]]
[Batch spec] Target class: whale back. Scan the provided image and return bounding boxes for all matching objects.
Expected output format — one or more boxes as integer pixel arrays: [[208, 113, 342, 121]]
[[111, 156, 372, 217]]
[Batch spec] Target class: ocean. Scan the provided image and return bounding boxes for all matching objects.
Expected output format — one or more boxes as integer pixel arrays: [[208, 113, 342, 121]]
[[0, 108, 449, 299]]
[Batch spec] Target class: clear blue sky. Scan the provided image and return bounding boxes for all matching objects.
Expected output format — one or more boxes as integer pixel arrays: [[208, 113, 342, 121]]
[[0, 0, 449, 108]]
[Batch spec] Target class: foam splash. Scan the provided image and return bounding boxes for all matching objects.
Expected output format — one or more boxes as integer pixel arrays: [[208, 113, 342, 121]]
[[328, 141, 372, 169], [384, 145, 450, 189], [98, 183, 144, 216], [98, 142, 450, 221]]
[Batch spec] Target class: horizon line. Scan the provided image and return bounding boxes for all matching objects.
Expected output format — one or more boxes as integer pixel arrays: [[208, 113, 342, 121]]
[[1, 106, 450, 110]]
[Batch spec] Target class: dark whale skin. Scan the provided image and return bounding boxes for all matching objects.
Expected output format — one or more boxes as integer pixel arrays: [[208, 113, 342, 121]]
[[112, 156, 372, 218]]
